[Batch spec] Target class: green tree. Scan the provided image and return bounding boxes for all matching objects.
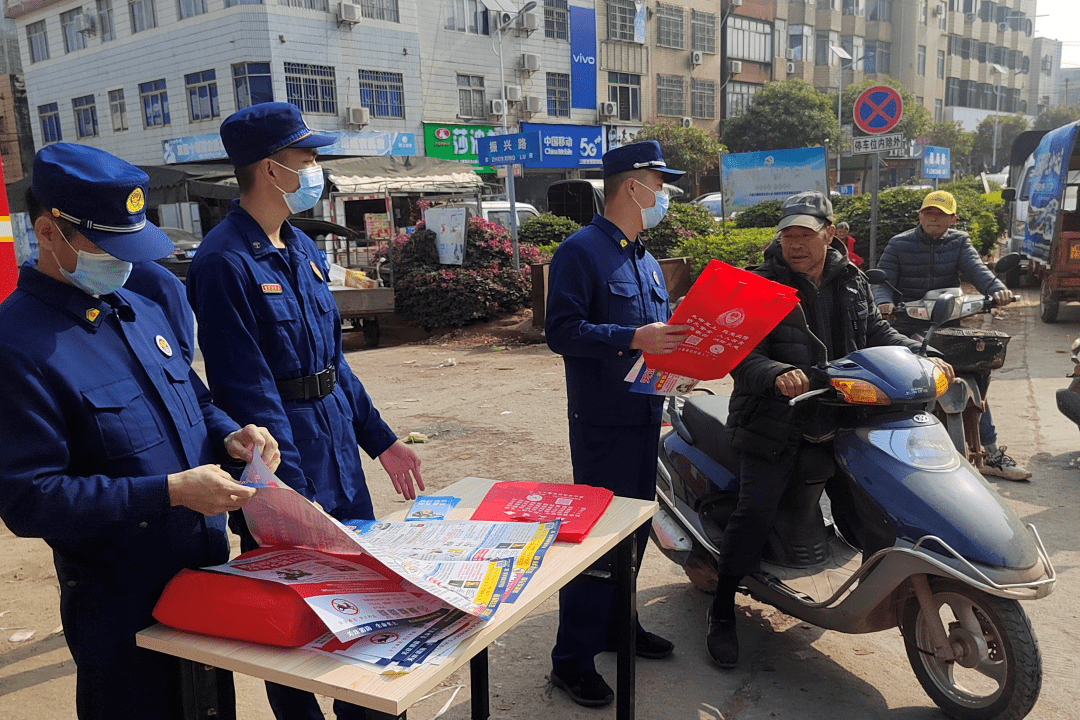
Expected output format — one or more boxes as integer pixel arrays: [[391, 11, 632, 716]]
[[925, 121, 976, 173], [1032, 106, 1080, 132], [971, 114, 1028, 172], [635, 122, 726, 197], [840, 77, 932, 143], [723, 79, 841, 154]]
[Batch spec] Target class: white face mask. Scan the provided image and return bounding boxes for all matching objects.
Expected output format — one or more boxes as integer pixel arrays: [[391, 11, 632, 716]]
[[631, 180, 670, 230], [270, 159, 325, 214], [50, 223, 132, 296]]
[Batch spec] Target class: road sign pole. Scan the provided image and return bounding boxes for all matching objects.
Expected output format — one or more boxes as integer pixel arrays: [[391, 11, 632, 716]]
[[870, 152, 880, 269]]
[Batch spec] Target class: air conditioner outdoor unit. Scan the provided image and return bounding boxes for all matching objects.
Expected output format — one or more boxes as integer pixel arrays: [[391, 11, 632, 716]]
[[347, 106, 369, 126], [521, 53, 540, 72], [489, 98, 507, 116], [932, 5, 942, 16], [787, 61, 796, 73], [730, 0, 742, 6], [690, 50, 704, 66], [517, 11, 540, 31], [504, 85, 523, 102], [730, 60, 743, 74], [74, 13, 95, 34], [524, 95, 543, 113], [998, 22, 1009, 31], [964, 12, 975, 22], [338, 1, 361, 24], [786, 48, 797, 61], [599, 100, 617, 117], [495, 11, 512, 28], [681, 117, 693, 129]]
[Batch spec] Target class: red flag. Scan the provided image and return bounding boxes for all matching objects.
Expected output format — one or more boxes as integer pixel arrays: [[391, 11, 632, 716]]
[[0, 160, 15, 303]]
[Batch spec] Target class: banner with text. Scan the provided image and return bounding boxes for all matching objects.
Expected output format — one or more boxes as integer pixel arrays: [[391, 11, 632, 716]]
[[721, 147, 829, 212], [423, 122, 504, 174], [569, 6, 597, 110], [521, 122, 604, 169]]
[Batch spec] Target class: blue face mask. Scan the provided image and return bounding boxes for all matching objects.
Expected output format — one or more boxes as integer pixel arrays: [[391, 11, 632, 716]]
[[633, 181, 670, 230], [52, 224, 132, 296], [271, 160, 324, 214]]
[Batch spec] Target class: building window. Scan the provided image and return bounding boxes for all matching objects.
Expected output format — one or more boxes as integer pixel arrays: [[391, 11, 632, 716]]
[[867, 0, 890, 22], [61, 9, 87, 54], [690, 79, 715, 119], [457, 74, 486, 118], [186, 70, 219, 121], [285, 62, 336, 115], [945, 77, 959, 106], [139, 79, 170, 127], [788, 25, 812, 63], [234, 62, 273, 109], [97, 0, 115, 41], [546, 72, 570, 117], [917, 45, 926, 75], [26, 21, 49, 64], [109, 89, 127, 131], [72, 94, 98, 138], [842, 0, 864, 16], [607, 0, 636, 41], [656, 3, 684, 49], [225, 0, 263, 5], [279, 0, 329, 10], [920, 0, 928, 24], [444, 0, 488, 34], [358, 70, 404, 119], [39, 102, 61, 143], [865, 41, 890, 74], [728, 16, 772, 63], [934, 98, 942, 122], [691, 10, 716, 53], [360, 0, 397, 21], [656, 74, 684, 117], [607, 72, 640, 121], [179, 0, 208, 19], [544, 0, 568, 40], [130, 0, 157, 33], [815, 32, 830, 65], [937, 49, 945, 78], [727, 81, 761, 117]]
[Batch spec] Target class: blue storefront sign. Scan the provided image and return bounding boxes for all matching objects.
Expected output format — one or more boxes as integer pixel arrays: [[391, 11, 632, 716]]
[[162, 130, 416, 164], [569, 7, 597, 111], [521, 123, 603, 169], [478, 131, 541, 166], [922, 145, 951, 179]]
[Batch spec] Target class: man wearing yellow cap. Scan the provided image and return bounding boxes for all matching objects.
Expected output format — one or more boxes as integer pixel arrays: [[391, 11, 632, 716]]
[[873, 190, 1030, 481]]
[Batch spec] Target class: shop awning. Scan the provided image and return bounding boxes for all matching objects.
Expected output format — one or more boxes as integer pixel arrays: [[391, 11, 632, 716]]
[[322, 156, 483, 195]]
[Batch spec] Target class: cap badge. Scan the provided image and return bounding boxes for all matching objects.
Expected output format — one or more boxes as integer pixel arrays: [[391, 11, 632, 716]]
[[85, 308, 100, 323], [51, 208, 61, 218], [261, 283, 283, 294], [126, 187, 145, 213], [155, 334, 173, 357]]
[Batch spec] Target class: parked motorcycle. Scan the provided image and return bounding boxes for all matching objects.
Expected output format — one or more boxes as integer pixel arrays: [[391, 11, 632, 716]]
[[1055, 335, 1080, 428], [868, 254, 1020, 467], [651, 300, 1055, 720]]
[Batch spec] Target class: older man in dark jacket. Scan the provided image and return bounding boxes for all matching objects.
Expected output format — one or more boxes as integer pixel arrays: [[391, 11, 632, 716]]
[[872, 190, 1028, 481], [705, 191, 952, 670]]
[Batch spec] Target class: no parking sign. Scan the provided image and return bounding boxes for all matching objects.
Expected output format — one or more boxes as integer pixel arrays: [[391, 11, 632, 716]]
[[853, 86, 903, 135]]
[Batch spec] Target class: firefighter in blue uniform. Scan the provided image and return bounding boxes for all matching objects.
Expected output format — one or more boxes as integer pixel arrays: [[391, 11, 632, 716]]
[[185, 102, 424, 720], [546, 141, 689, 707], [0, 143, 279, 720]]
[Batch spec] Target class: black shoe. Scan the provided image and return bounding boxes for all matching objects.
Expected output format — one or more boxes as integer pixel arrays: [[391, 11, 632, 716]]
[[550, 669, 614, 708], [706, 610, 739, 669], [603, 630, 675, 659]]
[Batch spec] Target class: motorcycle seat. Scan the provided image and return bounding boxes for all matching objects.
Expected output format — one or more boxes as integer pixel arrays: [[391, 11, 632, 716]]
[[682, 395, 740, 476]]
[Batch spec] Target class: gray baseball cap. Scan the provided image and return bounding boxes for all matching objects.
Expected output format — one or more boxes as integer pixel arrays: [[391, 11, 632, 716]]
[[777, 191, 834, 231]]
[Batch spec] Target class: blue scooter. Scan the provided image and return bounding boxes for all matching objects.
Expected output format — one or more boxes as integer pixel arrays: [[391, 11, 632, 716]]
[[651, 299, 1055, 720]]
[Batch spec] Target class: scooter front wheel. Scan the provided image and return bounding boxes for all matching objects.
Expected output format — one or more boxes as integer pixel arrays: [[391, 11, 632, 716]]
[[901, 579, 1041, 720]]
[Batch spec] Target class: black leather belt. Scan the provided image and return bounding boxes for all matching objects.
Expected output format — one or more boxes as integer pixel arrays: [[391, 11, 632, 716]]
[[276, 364, 336, 401]]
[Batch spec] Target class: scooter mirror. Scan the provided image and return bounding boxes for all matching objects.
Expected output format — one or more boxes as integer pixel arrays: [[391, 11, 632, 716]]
[[994, 253, 1022, 274], [865, 269, 887, 284], [930, 293, 958, 325]]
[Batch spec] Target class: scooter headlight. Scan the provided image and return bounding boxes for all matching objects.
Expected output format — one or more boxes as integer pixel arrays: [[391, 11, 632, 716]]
[[831, 378, 890, 405], [933, 367, 949, 397], [866, 426, 960, 471]]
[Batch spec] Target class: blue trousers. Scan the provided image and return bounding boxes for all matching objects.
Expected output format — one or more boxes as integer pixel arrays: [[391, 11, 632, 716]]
[[551, 422, 661, 675], [980, 403, 996, 446]]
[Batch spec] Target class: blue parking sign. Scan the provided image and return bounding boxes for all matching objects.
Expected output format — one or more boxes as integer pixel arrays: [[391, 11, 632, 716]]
[[923, 146, 951, 179]]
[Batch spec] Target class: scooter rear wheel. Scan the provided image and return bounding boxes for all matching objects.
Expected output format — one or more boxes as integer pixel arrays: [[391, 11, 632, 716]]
[[901, 579, 1041, 720]]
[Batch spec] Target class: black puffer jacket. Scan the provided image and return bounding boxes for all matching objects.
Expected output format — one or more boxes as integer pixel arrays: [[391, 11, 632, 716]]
[[872, 225, 1005, 307], [728, 238, 924, 459]]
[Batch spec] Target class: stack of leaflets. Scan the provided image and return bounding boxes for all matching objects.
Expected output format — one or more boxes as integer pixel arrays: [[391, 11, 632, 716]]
[[469, 481, 614, 543], [203, 454, 560, 672]]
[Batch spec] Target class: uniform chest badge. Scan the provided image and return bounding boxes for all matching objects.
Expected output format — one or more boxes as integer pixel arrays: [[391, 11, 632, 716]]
[[261, 283, 283, 294], [310, 260, 324, 281], [252, 241, 261, 249], [653, 270, 660, 285], [155, 335, 173, 357], [85, 308, 100, 323]]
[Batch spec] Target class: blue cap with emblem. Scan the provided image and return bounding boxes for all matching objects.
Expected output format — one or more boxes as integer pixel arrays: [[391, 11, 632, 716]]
[[31, 143, 173, 263], [602, 140, 685, 180], [220, 102, 336, 168]]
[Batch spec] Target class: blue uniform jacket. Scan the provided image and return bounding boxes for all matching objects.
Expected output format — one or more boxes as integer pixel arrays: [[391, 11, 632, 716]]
[[186, 201, 396, 516], [545, 214, 670, 426], [125, 261, 196, 365]]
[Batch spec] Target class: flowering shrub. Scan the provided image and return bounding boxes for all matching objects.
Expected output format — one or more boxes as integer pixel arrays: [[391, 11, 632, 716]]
[[390, 217, 540, 330], [641, 202, 720, 258]]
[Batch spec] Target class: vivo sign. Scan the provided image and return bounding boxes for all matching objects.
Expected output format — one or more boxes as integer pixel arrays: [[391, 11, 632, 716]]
[[569, 7, 597, 110]]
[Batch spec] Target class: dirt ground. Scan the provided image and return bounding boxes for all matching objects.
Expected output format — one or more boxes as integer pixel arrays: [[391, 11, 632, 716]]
[[1, 303, 1076, 720]]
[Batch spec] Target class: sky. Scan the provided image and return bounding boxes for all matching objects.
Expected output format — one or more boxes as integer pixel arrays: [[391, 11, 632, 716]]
[[1035, 0, 1080, 69]]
